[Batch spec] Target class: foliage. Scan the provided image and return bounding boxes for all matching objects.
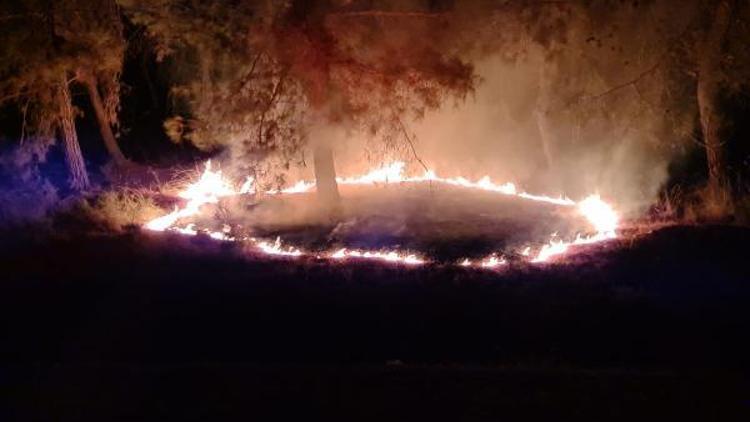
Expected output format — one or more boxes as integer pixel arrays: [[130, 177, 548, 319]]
[[1, 0, 749, 218], [0, 0, 126, 140], [117, 0, 481, 181]]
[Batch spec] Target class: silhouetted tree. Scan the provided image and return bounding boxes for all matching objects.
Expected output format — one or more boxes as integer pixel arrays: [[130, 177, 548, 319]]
[[525, 0, 749, 205], [0, 0, 128, 190], [120, 0, 475, 207]]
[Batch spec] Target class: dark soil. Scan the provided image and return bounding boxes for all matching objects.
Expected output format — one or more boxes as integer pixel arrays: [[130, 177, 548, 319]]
[[1, 223, 749, 420]]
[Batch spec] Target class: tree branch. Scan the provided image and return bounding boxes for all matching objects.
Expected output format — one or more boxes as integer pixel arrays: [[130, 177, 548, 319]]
[[329, 1, 571, 19], [328, 11, 447, 19], [0, 13, 45, 22], [257, 72, 286, 146], [589, 59, 663, 101], [20, 98, 30, 145], [237, 51, 265, 92], [0, 93, 21, 105], [396, 117, 430, 175]]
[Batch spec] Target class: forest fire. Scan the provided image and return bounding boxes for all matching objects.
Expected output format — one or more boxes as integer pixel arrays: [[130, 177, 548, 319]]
[[144, 161, 620, 268], [145, 161, 242, 232], [330, 248, 426, 266], [5, 2, 750, 416]]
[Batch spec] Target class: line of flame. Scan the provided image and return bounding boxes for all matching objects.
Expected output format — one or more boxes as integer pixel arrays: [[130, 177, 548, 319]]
[[264, 161, 575, 207], [144, 160, 620, 268], [330, 248, 426, 265]]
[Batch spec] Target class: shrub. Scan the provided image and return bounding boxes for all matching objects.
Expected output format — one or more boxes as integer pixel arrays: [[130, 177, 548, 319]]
[[82, 189, 163, 232]]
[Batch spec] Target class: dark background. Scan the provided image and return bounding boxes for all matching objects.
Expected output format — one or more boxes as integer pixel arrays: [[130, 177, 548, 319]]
[[1, 224, 749, 420]]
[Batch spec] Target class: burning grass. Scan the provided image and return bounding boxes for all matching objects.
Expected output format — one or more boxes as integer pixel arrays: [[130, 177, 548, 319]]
[[141, 161, 621, 269]]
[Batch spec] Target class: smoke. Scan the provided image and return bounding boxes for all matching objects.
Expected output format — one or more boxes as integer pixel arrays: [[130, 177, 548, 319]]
[[328, 52, 672, 217], [224, 0, 697, 219]]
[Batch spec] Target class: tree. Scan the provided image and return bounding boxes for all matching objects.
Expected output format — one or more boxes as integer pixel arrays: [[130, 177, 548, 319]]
[[117, 0, 750, 211], [524, 0, 686, 196], [119, 0, 308, 186], [519, 0, 749, 206], [119, 0, 475, 207], [56, 76, 91, 190], [588, 0, 750, 202], [0, 0, 129, 190], [696, 0, 734, 194]]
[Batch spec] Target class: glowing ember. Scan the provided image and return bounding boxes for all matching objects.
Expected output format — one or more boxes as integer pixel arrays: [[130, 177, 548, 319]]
[[144, 160, 622, 269], [479, 255, 507, 268], [532, 238, 570, 263], [255, 237, 304, 257], [330, 248, 426, 265]]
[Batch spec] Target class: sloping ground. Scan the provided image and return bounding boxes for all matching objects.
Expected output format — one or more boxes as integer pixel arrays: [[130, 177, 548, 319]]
[[1, 224, 749, 419]]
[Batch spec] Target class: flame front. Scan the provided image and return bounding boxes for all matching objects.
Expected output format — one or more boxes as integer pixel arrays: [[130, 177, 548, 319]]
[[279, 161, 576, 207], [577, 194, 619, 236], [144, 160, 620, 269], [256, 237, 304, 257], [331, 248, 426, 265], [145, 161, 242, 232]]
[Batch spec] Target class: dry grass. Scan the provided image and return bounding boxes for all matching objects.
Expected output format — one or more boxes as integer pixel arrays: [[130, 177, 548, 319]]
[[650, 185, 685, 221], [69, 163, 209, 233], [82, 188, 164, 231], [683, 185, 735, 223], [653, 183, 739, 224]]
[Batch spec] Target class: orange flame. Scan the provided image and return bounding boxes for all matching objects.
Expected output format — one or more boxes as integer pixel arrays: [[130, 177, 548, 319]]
[[145, 161, 244, 232], [144, 161, 620, 268], [330, 248, 426, 265]]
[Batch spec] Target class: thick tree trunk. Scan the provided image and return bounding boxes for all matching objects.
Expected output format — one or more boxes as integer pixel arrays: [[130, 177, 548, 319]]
[[81, 74, 129, 166], [287, 1, 341, 208], [697, 0, 732, 193], [57, 78, 90, 191], [313, 142, 341, 207]]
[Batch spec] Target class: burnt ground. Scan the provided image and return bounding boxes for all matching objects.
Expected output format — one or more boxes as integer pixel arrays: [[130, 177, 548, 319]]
[[1, 219, 750, 419], [204, 184, 591, 261]]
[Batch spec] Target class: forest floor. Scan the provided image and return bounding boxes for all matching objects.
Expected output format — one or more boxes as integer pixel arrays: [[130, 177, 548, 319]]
[[1, 188, 749, 420]]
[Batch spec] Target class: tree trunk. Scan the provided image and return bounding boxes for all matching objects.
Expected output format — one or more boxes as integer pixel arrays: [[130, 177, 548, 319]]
[[81, 74, 130, 166], [534, 59, 556, 172], [57, 78, 90, 191], [313, 142, 341, 207], [534, 109, 555, 171], [697, 0, 732, 193]]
